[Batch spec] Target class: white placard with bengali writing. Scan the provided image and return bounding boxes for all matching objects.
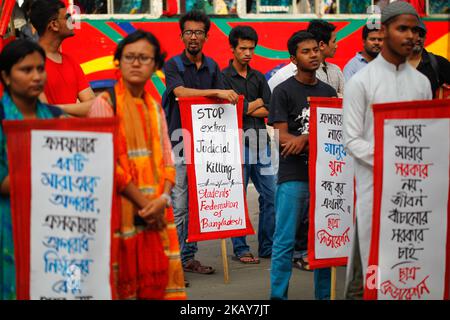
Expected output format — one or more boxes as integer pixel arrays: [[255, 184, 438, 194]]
[[30, 130, 114, 300], [314, 107, 354, 259], [191, 104, 246, 233], [378, 119, 449, 300]]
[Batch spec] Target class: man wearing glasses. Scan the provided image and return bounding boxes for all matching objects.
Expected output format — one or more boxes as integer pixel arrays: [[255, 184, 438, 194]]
[[30, 0, 95, 116], [164, 10, 239, 279]]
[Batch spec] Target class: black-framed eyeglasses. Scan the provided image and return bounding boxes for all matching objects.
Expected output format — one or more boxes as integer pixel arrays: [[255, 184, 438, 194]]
[[182, 30, 206, 38], [122, 54, 155, 65]]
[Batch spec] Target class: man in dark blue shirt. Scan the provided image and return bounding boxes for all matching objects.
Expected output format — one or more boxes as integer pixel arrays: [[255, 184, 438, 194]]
[[164, 10, 238, 276], [222, 25, 275, 264]]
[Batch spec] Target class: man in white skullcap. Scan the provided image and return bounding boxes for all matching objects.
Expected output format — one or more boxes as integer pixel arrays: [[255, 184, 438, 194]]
[[342, 0, 432, 299]]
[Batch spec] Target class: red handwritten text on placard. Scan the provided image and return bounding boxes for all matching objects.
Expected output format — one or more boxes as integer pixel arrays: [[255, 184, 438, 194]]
[[395, 163, 432, 179], [380, 276, 430, 300], [327, 218, 340, 231], [316, 227, 350, 248], [399, 267, 421, 284], [329, 160, 346, 177]]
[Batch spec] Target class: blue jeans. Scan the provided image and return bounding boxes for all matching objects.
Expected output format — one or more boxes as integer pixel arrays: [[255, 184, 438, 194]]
[[231, 143, 276, 258], [172, 160, 197, 265], [270, 181, 331, 300]]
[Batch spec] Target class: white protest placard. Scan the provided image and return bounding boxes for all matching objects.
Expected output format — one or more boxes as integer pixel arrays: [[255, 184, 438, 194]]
[[178, 97, 254, 242], [308, 99, 354, 268], [376, 119, 449, 300], [30, 130, 114, 300], [191, 103, 246, 233]]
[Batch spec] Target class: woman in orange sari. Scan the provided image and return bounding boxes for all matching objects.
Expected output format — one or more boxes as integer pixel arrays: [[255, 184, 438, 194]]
[[89, 30, 186, 299]]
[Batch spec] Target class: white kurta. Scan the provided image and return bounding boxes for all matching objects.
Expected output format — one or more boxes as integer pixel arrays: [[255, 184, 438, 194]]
[[342, 53, 432, 288]]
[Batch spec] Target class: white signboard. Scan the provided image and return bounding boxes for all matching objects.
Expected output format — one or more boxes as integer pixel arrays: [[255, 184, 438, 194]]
[[378, 119, 449, 300], [191, 104, 247, 233], [30, 130, 114, 300], [313, 107, 354, 260]]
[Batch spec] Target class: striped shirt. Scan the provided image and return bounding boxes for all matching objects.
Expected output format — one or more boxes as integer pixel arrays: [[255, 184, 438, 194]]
[[343, 52, 369, 82]]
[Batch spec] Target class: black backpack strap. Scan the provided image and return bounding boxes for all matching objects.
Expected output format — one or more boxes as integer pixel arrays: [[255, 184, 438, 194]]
[[204, 56, 216, 78], [161, 54, 185, 116], [173, 54, 185, 74], [428, 52, 440, 85], [106, 86, 117, 114]]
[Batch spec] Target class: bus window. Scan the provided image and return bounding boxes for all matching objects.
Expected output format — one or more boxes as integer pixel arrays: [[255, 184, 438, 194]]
[[74, 0, 107, 14], [338, 0, 371, 14], [183, 0, 237, 15], [429, 0, 449, 14], [244, 0, 316, 14], [113, 0, 151, 13]]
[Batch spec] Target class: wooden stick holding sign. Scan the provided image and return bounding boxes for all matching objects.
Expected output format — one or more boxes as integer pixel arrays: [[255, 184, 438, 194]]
[[178, 96, 255, 284], [331, 267, 337, 300], [221, 239, 230, 283]]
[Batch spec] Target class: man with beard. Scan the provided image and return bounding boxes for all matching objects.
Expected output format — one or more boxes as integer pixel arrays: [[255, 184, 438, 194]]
[[268, 30, 337, 300], [30, 0, 95, 116], [343, 25, 383, 82], [408, 20, 450, 98], [164, 10, 239, 278], [342, 1, 432, 299]]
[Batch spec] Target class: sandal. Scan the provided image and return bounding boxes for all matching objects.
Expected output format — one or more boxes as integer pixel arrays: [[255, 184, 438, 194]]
[[292, 257, 312, 272], [183, 259, 215, 274], [232, 252, 260, 264]]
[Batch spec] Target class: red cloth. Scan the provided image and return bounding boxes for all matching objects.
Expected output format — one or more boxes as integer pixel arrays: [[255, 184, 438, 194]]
[[405, 0, 426, 16], [44, 53, 90, 104], [163, 0, 178, 16]]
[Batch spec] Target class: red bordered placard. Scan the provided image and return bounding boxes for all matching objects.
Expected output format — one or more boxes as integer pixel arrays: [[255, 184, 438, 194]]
[[4, 117, 119, 300], [365, 99, 450, 300], [178, 96, 254, 242], [308, 97, 355, 269]]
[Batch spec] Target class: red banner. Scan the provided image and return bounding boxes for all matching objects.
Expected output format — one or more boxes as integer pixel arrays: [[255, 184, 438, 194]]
[[4, 118, 118, 300], [178, 96, 254, 242], [365, 99, 450, 300], [307, 97, 354, 269]]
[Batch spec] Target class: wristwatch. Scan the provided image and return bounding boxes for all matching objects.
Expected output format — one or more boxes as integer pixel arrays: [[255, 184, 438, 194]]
[[160, 193, 172, 208]]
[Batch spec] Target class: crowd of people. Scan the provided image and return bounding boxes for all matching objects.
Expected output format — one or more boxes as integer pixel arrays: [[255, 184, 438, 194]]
[[0, 0, 449, 300]]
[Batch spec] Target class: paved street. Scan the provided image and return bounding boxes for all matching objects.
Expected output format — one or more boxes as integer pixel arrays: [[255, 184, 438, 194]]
[[185, 183, 347, 300]]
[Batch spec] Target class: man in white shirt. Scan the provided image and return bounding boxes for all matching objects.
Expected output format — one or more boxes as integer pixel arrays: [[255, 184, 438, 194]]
[[342, 1, 432, 299], [307, 20, 344, 97], [268, 20, 344, 97]]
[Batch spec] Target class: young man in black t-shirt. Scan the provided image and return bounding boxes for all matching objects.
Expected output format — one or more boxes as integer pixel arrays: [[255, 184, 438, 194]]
[[268, 31, 336, 300]]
